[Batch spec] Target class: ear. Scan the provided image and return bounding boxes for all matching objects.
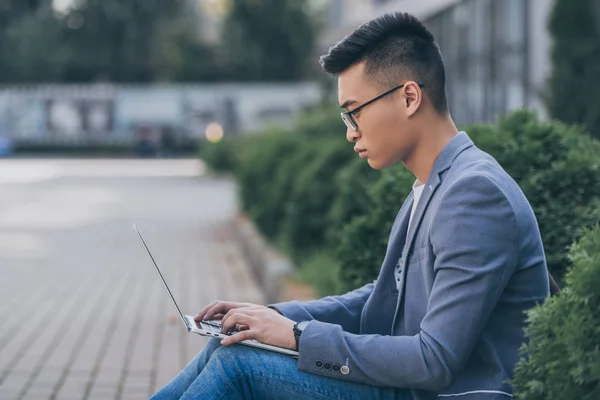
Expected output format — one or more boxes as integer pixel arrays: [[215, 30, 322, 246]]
[[403, 81, 423, 118]]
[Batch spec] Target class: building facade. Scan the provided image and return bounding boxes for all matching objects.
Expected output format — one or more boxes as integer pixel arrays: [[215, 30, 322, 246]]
[[320, 0, 553, 126], [0, 83, 321, 145]]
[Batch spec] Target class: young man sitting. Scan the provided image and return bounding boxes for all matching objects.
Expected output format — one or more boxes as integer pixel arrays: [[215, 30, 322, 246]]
[[151, 12, 550, 400]]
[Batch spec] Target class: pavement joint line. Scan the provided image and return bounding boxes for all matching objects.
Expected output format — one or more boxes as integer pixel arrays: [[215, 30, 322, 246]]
[[48, 269, 129, 400], [148, 278, 168, 397], [179, 239, 189, 372], [0, 272, 98, 386], [0, 282, 60, 358], [15, 273, 116, 400], [114, 271, 158, 400], [0, 284, 31, 320], [81, 266, 142, 400], [0, 160, 263, 400]]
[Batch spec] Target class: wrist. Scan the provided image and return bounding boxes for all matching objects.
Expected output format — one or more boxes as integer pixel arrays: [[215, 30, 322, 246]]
[[267, 305, 283, 316], [293, 321, 311, 351]]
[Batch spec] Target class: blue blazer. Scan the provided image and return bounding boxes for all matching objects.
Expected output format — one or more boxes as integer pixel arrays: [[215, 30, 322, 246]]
[[272, 132, 550, 400]]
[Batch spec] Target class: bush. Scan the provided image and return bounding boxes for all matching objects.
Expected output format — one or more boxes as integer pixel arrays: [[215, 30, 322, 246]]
[[199, 137, 242, 173], [469, 110, 600, 280], [326, 157, 379, 247], [263, 141, 316, 242], [297, 251, 342, 297], [291, 103, 346, 138], [512, 224, 600, 399], [333, 110, 600, 291], [235, 128, 301, 239], [231, 106, 600, 297], [335, 163, 415, 292], [280, 137, 354, 259]]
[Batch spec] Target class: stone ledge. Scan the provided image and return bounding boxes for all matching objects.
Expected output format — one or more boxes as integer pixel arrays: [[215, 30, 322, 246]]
[[233, 213, 315, 304]]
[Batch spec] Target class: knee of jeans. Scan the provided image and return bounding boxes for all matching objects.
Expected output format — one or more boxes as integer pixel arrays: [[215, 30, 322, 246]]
[[209, 344, 260, 378], [205, 337, 222, 351]]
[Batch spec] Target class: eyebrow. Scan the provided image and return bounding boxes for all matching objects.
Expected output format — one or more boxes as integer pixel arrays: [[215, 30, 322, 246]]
[[340, 99, 357, 110]]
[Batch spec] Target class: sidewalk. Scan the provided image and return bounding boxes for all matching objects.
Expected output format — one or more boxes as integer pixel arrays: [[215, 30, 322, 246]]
[[0, 159, 265, 400]]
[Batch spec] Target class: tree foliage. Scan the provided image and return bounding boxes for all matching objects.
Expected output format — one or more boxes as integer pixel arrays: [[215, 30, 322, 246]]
[[0, 0, 318, 83], [547, 0, 600, 139]]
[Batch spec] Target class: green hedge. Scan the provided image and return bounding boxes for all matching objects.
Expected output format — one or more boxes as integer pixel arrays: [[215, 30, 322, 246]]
[[234, 128, 301, 240], [512, 224, 600, 399], [334, 164, 415, 292], [280, 138, 354, 259], [199, 137, 244, 173], [201, 108, 600, 292], [469, 111, 600, 280]]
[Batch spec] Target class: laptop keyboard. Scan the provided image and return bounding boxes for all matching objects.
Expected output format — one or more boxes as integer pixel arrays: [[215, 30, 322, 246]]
[[198, 320, 260, 344], [200, 320, 236, 335]]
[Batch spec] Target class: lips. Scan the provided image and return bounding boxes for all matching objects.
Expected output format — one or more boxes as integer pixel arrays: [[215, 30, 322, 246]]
[[354, 147, 368, 158]]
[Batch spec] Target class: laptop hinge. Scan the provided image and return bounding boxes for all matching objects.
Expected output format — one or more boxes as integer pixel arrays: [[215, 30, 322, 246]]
[[183, 316, 191, 331]]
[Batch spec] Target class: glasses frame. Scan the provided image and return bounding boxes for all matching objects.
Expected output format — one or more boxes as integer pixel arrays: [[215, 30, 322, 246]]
[[341, 82, 425, 131]]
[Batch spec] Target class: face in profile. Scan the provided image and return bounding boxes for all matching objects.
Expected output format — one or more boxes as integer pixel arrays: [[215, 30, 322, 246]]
[[338, 62, 422, 170]]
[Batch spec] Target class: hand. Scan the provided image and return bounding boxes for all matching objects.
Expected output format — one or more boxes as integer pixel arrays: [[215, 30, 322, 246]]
[[194, 300, 259, 322], [219, 305, 297, 350], [194, 301, 280, 332]]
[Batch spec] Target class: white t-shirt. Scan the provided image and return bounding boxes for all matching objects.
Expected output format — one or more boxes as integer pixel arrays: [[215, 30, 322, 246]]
[[395, 180, 424, 290]]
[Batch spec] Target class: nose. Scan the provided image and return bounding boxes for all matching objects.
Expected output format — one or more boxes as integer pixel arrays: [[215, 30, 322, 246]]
[[346, 126, 359, 143]]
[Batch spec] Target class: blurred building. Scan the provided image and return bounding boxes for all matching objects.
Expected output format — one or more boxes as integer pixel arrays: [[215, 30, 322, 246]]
[[0, 83, 321, 147], [319, 0, 553, 126]]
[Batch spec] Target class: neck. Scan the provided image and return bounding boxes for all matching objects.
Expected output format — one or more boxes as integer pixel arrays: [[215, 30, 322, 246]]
[[403, 114, 458, 184]]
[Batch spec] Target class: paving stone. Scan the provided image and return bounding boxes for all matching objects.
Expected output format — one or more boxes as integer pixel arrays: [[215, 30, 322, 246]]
[[0, 160, 265, 400]]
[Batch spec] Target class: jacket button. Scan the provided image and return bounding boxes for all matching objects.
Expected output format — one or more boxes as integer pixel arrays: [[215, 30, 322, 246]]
[[315, 360, 323, 368], [324, 362, 332, 370], [340, 365, 350, 375], [333, 364, 340, 372]]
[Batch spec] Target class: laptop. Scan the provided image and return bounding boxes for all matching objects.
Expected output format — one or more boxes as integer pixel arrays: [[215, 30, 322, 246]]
[[134, 224, 299, 357]]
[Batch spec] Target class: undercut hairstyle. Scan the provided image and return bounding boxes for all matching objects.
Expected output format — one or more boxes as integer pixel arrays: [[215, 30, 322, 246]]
[[320, 12, 448, 114]]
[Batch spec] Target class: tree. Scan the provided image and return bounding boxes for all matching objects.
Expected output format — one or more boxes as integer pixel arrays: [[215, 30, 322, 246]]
[[57, 0, 199, 82], [220, 0, 317, 81], [0, 0, 221, 83], [512, 224, 600, 399], [547, 0, 600, 139], [0, 1, 68, 83]]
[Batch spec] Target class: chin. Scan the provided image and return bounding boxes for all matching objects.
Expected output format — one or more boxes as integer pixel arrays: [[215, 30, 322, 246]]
[[367, 158, 393, 170]]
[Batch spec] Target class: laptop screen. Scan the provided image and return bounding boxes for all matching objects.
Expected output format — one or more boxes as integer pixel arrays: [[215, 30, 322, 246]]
[[134, 225, 190, 330]]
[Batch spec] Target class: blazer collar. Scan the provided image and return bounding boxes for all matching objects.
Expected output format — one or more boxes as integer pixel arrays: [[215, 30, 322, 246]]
[[426, 131, 474, 186], [401, 131, 474, 258]]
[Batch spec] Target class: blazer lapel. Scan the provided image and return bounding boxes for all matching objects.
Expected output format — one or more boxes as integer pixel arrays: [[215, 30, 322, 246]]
[[401, 132, 475, 262], [392, 133, 475, 332], [402, 175, 441, 263], [383, 193, 413, 270]]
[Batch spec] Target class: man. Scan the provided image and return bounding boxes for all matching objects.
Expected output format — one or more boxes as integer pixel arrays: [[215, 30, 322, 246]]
[[151, 12, 549, 400]]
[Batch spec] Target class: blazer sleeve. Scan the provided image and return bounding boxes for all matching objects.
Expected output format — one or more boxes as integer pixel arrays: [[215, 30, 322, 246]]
[[293, 174, 519, 391], [268, 282, 375, 334]]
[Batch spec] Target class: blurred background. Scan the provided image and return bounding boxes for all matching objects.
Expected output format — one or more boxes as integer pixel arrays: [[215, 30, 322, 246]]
[[1, 1, 600, 399]]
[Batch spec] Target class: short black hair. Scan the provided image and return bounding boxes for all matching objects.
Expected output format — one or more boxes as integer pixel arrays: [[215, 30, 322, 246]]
[[320, 12, 448, 114]]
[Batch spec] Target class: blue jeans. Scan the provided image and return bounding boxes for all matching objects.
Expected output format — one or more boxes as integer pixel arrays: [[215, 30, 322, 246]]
[[150, 338, 413, 399]]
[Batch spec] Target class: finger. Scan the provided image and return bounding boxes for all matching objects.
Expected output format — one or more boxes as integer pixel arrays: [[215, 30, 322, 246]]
[[221, 307, 256, 330], [194, 301, 220, 321], [236, 324, 249, 331], [221, 329, 255, 346], [202, 302, 239, 320], [221, 313, 256, 333], [195, 302, 254, 321]]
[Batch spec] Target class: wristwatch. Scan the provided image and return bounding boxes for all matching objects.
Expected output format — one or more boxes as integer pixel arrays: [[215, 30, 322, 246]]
[[293, 321, 311, 351]]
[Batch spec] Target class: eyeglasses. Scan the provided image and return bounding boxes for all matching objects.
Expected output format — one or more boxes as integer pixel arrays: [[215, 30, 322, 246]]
[[340, 83, 425, 131]]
